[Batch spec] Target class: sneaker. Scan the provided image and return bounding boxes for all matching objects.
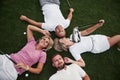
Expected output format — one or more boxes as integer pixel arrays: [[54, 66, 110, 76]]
[[70, 27, 81, 43]]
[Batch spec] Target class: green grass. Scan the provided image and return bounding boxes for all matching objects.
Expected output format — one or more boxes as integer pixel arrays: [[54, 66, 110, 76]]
[[0, 0, 120, 80]]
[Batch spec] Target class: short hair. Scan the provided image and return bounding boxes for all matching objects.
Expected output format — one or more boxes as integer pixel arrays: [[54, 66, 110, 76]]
[[51, 53, 63, 62], [55, 25, 66, 38], [54, 38, 68, 52]]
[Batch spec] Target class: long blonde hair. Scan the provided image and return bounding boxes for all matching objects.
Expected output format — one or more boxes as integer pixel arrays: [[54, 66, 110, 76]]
[[54, 38, 68, 52]]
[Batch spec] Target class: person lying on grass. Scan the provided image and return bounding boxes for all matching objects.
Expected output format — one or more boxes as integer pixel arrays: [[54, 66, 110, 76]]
[[49, 53, 90, 80], [0, 25, 53, 80], [20, 0, 74, 38], [53, 19, 120, 66]]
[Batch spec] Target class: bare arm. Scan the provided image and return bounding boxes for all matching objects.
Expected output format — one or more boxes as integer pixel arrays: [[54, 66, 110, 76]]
[[16, 62, 44, 74], [83, 74, 90, 80], [81, 20, 105, 36], [20, 15, 42, 28], [67, 8, 74, 21], [27, 25, 50, 40], [64, 57, 85, 67]]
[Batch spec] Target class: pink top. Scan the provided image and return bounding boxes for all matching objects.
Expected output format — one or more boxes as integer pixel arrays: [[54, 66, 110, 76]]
[[10, 37, 46, 75]]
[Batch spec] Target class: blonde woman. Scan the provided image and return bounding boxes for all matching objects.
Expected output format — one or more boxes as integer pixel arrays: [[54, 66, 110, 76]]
[[0, 25, 53, 80], [54, 20, 120, 66]]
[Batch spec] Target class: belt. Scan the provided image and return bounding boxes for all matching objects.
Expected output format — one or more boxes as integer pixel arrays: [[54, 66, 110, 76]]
[[5, 54, 17, 64]]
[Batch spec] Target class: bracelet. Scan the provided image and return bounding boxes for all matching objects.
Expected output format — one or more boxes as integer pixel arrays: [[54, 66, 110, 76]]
[[26, 65, 29, 71]]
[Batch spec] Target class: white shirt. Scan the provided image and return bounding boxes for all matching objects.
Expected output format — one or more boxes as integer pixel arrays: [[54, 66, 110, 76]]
[[49, 64, 86, 80], [69, 32, 110, 60], [41, 4, 70, 31], [69, 33, 93, 60]]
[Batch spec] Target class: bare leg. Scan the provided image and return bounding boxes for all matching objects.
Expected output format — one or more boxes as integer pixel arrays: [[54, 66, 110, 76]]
[[108, 35, 120, 48], [20, 15, 42, 28]]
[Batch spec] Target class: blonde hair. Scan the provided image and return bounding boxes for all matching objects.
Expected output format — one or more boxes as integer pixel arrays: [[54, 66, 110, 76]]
[[54, 38, 68, 52], [39, 36, 54, 51]]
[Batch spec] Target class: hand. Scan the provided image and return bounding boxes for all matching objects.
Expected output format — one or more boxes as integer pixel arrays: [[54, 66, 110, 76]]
[[97, 19, 105, 27], [69, 8, 74, 13], [16, 62, 27, 70], [42, 30, 51, 36], [64, 57, 74, 64], [20, 15, 27, 21]]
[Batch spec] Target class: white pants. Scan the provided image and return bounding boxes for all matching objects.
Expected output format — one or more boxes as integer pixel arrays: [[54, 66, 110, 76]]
[[0, 55, 18, 80]]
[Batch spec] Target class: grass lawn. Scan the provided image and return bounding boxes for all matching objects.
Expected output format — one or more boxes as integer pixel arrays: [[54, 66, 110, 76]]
[[0, 0, 120, 80]]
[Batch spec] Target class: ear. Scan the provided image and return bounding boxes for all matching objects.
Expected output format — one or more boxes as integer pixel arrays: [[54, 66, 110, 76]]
[[52, 63, 55, 67]]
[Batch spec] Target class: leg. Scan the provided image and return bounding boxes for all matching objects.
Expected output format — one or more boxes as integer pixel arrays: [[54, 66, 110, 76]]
[[20, 15, 42, 28], [108, 35, 120, 48]]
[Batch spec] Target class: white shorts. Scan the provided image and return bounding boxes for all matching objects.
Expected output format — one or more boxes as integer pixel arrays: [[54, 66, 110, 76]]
[[90, 35, 110, 53], [0, 55, 18, 80]]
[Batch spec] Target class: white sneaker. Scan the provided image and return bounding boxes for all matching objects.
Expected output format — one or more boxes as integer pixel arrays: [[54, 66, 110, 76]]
[[70, 27, 81, 43]]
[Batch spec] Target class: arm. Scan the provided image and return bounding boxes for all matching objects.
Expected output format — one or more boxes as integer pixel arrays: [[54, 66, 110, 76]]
[[81, 20, 105, 36], [20, 15, 42, 28], [27, 25, 50, 40], [16, 62, 44, 74], [82, 74, 90, 80], [64, 57, 85, 67], [67, 8, 74, 21]]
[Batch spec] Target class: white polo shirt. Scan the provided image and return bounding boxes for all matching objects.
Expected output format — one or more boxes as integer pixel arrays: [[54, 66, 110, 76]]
[[41, 4, 70, 31], [49, 64, 86, 80]]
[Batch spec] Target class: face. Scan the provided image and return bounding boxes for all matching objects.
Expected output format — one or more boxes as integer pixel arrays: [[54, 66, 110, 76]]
[[38, 37, 50, 48], [55, 25, 66, 38], [59, 38, 70, 47], [52, 54, 65, 70]]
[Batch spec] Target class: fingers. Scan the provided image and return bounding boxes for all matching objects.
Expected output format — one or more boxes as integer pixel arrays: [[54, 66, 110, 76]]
[[69, 8, 74, 12], [97, 19, 105, 27], [43, 30, 51, 36], [16, 63, 27, 70], [20, 15, 27, 21], [64, 57, 69, 62], [99, 19, 105, 23]]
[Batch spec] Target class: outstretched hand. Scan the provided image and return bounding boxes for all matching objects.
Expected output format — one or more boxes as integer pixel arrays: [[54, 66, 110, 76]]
[[20, 15, 27, 21], [69, 8, 74, 13], [97, 19, 105, 27]]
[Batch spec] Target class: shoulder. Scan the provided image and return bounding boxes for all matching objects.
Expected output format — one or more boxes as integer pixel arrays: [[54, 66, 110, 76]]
[[49, 72, 58, 80], [39, 50, 47, 58]]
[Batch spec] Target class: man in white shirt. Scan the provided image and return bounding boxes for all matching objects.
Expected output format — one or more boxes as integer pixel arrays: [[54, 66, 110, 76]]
[[49, 53, 90, 80], [20, 0, 74, 38]]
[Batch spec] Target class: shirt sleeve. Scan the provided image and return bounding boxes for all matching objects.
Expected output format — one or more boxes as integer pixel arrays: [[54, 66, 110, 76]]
[[39, 51, 47, 63], [27, 37, 35, 43], [73, 64, 86, 77], [69, 48, 82, 60]]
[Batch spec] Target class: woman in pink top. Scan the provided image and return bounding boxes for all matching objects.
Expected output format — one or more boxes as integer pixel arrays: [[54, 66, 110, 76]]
[[0, 25, 53, 80]]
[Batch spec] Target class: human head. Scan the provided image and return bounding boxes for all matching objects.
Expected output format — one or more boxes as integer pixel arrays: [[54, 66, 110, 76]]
[[51, 53, 65, 70], [37, 36, 54, 51], [55, 25, 66, 38], [54, 38, 68, 52]]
